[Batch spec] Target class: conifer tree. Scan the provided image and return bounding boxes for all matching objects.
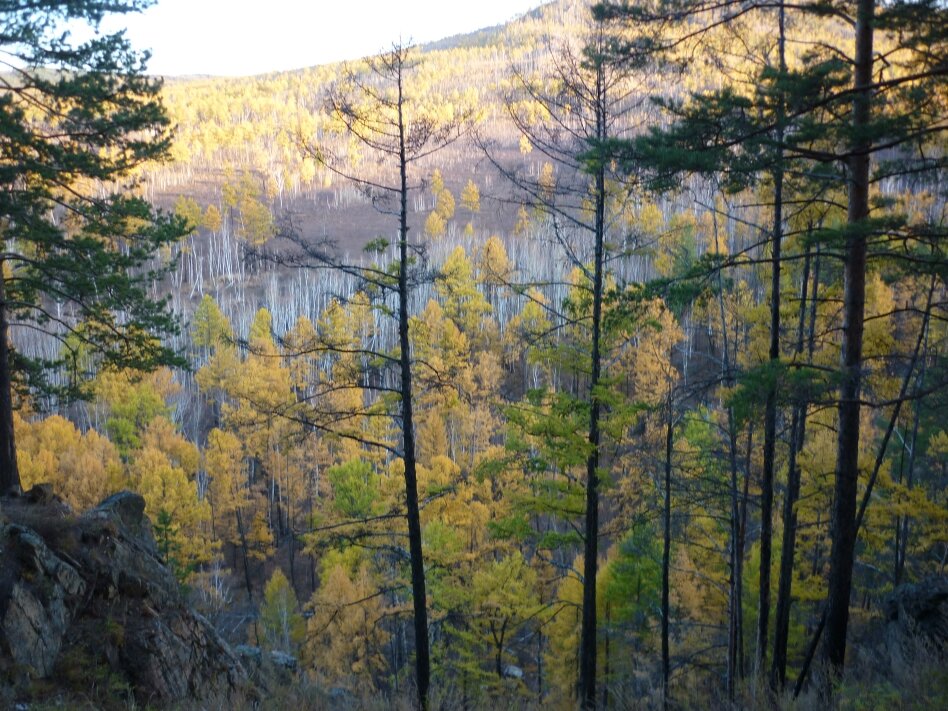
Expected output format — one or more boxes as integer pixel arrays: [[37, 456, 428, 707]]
[[284, 42, 474, 711], [487, 19, 648, 707], [0, 0, 186, 493], [597, 0, 947, 692]]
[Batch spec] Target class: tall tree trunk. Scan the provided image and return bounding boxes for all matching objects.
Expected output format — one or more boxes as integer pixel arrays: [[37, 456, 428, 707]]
[[0, 263, 20, 495], [726, 410, 742, 700], [579, 56, 607, 711], [662, 395, 674, 711], [537, 629, 545, 706], [711, 204, 742, 700], [603, 602, 610, 710], [235, 508, 253, 601], [396, 60, 430, 711], [795, 275, 931, 697], [739, 423, 753, 679], [822, 0, 874, 680], [756, 0, 787, 676], [493, 620, 507, 678], [772, 243, 820, 687], [894, 316, 928, 586]]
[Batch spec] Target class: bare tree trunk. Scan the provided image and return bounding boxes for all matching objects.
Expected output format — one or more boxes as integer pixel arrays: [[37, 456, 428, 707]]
[[712, 205, 743, 701], [579, 56, 607, 711], [537, 629, 545, 706], [727, 411, 742, 699], [772, 244, 818, 688], [603, 602, 610, 710], [0, 263, 20, 495], [397, 60, 430, 711], [895, 302, 929, 586], [235, 508, 253, 601], [662, 395, 674, 711], [739, 423, 752, 679], [822, 0, 874, 680], [756, 0, 787, 676]]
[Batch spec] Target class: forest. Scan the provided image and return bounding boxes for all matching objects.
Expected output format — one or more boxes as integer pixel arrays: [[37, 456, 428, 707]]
[[1, 0, 946, 709]]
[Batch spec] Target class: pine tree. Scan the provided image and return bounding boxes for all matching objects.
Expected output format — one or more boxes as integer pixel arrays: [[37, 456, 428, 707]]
[[0, 0, 187, 493], [491, 19, 643, 707], [596, 0, 947, 693]]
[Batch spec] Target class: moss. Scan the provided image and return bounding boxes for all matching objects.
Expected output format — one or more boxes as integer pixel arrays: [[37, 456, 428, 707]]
[[105, 617, 126, 649], [54, 645, 133, 710]]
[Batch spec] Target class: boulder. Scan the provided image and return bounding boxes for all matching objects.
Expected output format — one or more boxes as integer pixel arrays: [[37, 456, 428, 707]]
[[883, 576, 948, 652], [233, 645, 299, 690], [270, 650, 299, 671], [235, 644, 263, 665]]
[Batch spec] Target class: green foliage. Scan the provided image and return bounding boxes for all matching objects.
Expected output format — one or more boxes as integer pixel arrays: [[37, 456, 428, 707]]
[[191, 295, 233, 352], [364, 237, 390, 254], [0, 0, 187, 403], [435, 246, 491, 334], [154, 508, 192, 584], [602, 525, 662, 630], [7, 3, 948, 706], [327, 459, 379, 519], [260, 569, 305, 652], [99, 377, 171, 457]]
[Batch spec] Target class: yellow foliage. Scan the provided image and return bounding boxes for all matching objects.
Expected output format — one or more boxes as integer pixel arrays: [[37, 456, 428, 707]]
[[425, 209, 446, 238], [16, 413, 123, 511], [132, 445, 214, 574], [305, 563, 390, 690], [461, 179, 480, 213]]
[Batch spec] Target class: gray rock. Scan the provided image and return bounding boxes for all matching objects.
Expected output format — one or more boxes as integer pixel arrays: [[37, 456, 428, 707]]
[[0, 491, 255, 707], [883, 576, 948, 651], [269, 650, 299, 671], [235, 644, 263, 665], [0, 524, 84, 679]]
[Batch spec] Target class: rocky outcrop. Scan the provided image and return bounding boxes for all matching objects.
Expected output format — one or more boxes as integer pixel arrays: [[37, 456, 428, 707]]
[[883, 576, 948, 653], [0, 523, 85, 680], [0, 489, 255, 709]]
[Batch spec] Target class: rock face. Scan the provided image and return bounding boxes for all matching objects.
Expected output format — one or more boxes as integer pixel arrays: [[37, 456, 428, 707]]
[[0, 524, 85, 679], [883, 576, 948, 652], [0, 489, 254, 708]]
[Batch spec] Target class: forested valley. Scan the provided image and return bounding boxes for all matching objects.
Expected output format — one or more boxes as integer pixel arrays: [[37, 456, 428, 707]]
[[1, 1, 946, 709]]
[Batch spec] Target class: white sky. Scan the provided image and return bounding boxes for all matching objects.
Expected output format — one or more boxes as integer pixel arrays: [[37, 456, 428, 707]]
[[99, 0, 545, 77]]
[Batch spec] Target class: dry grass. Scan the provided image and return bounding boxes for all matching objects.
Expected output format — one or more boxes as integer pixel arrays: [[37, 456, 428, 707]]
[[1, 496, 80, 555]]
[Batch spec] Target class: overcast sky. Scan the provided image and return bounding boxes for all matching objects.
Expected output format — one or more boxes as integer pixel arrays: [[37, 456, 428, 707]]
[[98, 0, 544, 77]]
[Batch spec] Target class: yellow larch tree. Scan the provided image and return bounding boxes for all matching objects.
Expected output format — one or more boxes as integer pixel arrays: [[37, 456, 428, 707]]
[[15, 413, 123, 511]]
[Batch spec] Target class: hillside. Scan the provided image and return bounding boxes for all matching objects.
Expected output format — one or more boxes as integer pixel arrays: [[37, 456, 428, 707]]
[[4, 0, 946, 709], [49, 0, 613, 365]]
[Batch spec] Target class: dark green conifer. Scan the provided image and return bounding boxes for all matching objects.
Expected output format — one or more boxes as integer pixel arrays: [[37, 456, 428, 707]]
[[0, 0, 187, 493]]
